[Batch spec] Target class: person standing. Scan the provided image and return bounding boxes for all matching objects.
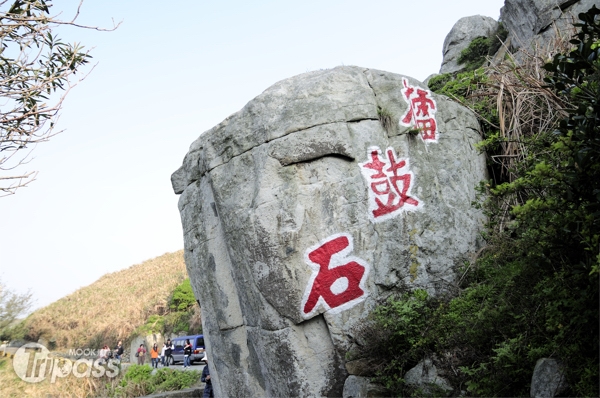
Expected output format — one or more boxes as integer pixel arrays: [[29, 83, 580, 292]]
[[114, 341, 124, 362], [160, 343, 166, 366], [150, 343, 160, 368], [165, 339, 174, 367], [183, 339, 192, 369], [136, 344, 147, 365], [201, 355, 213, 397]]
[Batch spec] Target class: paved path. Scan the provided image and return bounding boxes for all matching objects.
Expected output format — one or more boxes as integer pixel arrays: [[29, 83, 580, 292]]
[[150, 363, 206, 375]]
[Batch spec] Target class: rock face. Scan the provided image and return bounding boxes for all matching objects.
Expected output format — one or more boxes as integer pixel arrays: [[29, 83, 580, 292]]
[[438, 1, 600, 77], [172, 66, 487, 397], [501, 0, 599, 51], [439, 15, 499, 74]]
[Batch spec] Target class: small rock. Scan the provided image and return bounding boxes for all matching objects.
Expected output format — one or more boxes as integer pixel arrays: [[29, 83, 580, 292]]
[[530, 358, 567, 398], [343, 375, 391, 398], [343, 375, 369, 398], [404, 358, 453, 397]]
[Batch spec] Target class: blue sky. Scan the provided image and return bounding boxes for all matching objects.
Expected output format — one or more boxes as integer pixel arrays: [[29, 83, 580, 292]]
[[0, 0, 505, 312]]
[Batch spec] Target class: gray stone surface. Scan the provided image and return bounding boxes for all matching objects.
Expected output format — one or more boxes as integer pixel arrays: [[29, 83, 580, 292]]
[[172, 66, 487, 397], [530, 358, 567, 398], [440, 15, 499, 74], [129, 333, 163, 364], [501, 0, 600, 52], [342, 375, 391, 398], [129, 335, 147, 364], [343, 375, 369, 398], [404, 358, 453, 396]]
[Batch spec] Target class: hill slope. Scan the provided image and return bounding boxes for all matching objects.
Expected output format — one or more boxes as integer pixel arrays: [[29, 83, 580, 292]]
[[22, 250, 187, 349]]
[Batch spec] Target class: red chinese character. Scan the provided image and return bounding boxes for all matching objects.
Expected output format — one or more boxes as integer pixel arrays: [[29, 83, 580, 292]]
[[301, 234, 369, 318], [400, 78, 438, 142], [416, 118, 437, 141], [359, 146, 421, 221]]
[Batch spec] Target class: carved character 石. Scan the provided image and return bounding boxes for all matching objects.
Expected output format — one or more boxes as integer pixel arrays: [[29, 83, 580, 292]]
[[301, 233, 370, 319]]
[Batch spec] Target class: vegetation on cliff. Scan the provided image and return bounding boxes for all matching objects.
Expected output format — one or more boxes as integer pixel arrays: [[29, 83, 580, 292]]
[[352, 6, 599, 397], [135, 277, 201, 337]]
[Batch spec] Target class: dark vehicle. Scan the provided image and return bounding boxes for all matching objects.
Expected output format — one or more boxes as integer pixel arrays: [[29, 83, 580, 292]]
[[171, 335, 205, 364]]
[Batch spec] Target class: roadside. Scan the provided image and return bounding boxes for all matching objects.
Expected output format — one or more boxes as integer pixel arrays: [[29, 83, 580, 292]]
[[0, 347, 205, 397]]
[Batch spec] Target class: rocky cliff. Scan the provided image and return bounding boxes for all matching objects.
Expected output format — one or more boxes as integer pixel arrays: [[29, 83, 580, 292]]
[[501, 0, 599, 50], [172, 66, 487, 397], [439, 0, 600, 76]]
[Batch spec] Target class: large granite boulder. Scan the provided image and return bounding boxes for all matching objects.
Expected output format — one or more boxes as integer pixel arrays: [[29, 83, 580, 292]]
[[440, 15, 499, 74], [501, 0, 599, 51], [172, 66, 487, 397]]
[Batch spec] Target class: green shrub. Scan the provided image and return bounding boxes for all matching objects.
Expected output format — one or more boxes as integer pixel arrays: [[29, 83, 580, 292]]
[[457, 24, 508, 72], [163, 310, 192, 335], [170, 279, 195, 311], [135, 314, 165, 336], [110, 364, 201, 397], [135, 278, 201, 338], [114, 364, 154, 396], [350, 290, 439, 395], [152, 367, 201, 391], [120, 364, 153, 385], [427, 72, 454, 92], [458, 36, 491, 71]]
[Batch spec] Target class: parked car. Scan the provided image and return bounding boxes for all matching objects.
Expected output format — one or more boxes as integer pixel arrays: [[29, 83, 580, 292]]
[[170, 335, 205, 365]]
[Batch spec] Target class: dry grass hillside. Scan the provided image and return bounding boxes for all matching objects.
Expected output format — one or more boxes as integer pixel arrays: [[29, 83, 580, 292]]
[[23, 250, 187, 349]]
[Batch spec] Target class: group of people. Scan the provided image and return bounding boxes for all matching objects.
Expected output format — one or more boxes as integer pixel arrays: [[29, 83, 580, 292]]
[[97, 341, 125, 364], [136, 338, 213, 397], [98, 338, 212, 397], [135, 339, 177, 367]]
